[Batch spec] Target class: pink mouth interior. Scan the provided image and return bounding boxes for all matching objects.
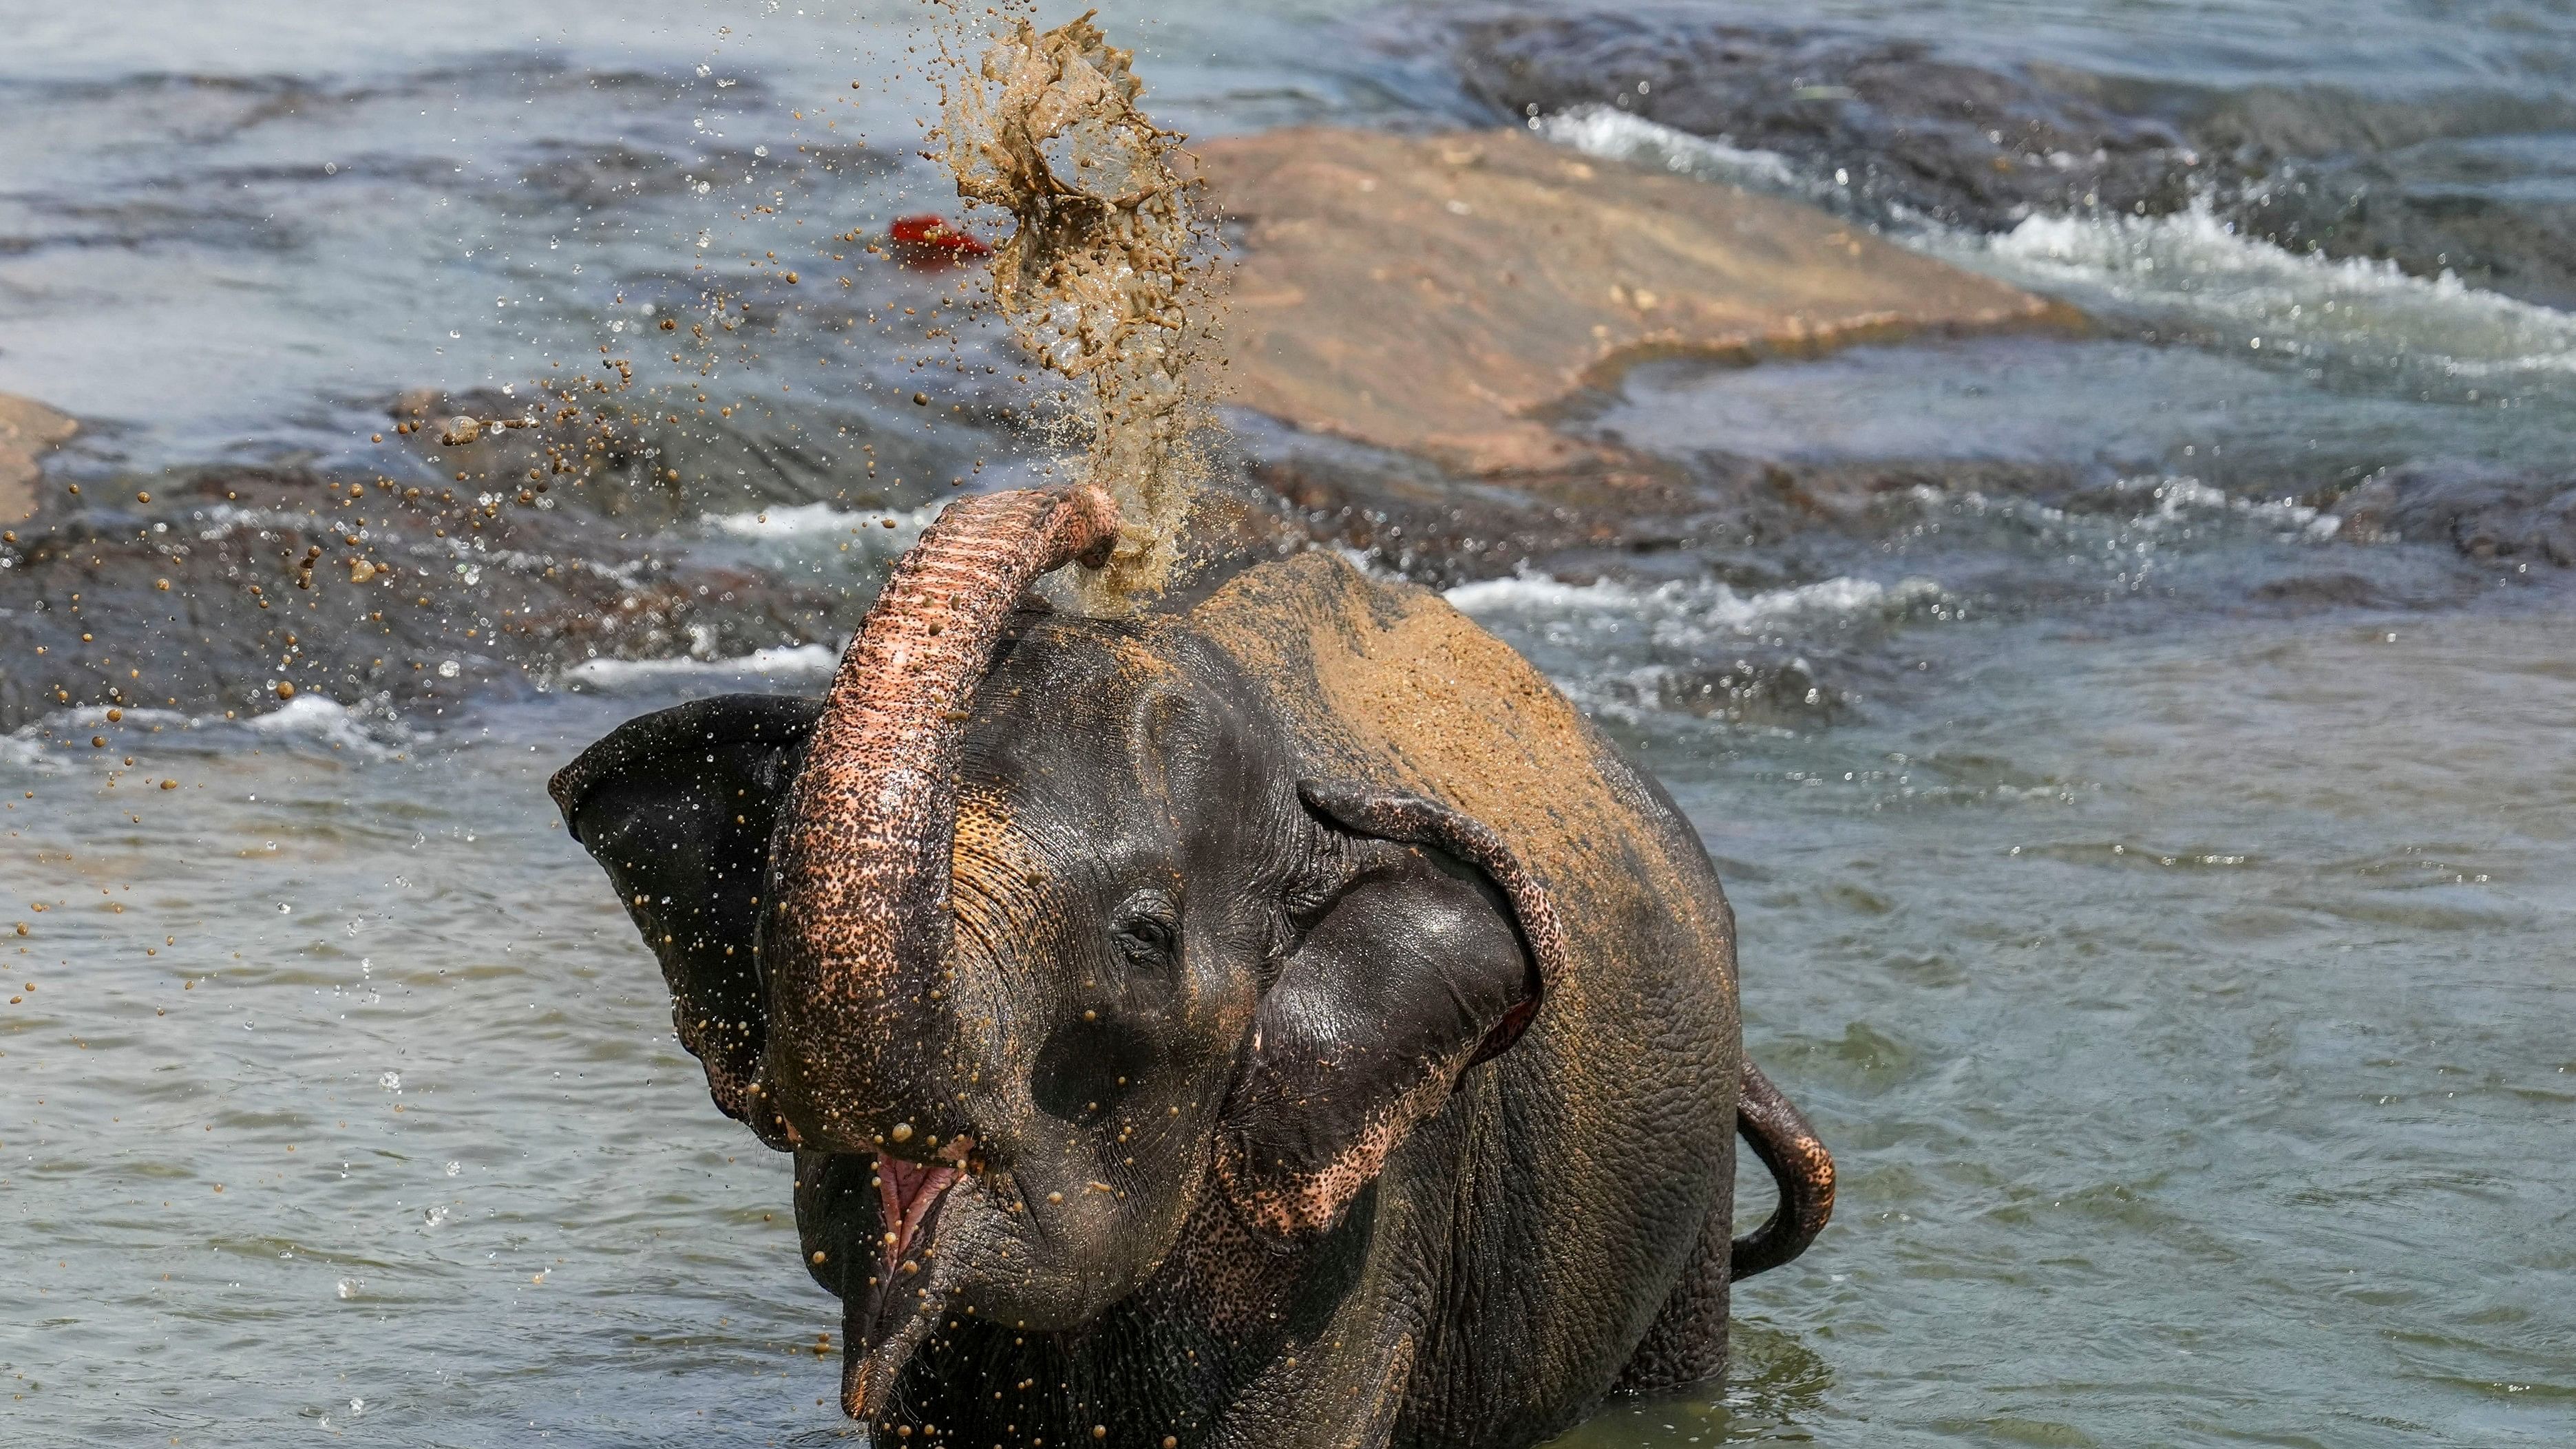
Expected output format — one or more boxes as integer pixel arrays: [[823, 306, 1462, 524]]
[[875, 1151, 960, 1272]]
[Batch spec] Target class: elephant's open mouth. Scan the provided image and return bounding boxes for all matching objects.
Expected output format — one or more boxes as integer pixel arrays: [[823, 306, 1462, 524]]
[[841, 1144, 969, 1421], [876, 1150, 961, 1278]]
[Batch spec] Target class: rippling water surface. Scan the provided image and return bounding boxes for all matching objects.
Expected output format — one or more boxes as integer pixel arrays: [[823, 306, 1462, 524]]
[[5, 1, 2573, 1445]]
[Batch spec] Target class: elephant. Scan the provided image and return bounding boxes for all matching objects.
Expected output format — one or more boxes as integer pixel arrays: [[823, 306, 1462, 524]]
[[549, 484, 1834, 1449]]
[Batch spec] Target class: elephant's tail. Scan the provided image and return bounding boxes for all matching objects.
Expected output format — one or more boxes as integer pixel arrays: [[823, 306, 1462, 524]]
[[1731, 1061, 1835, 1281]]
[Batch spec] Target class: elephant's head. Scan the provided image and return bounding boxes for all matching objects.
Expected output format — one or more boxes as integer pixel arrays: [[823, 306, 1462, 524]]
[[551, 487, 1565, 1420]]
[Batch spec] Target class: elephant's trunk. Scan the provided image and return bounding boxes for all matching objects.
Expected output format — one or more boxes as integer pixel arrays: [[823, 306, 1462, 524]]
[[762, 485, 1119, 1154]]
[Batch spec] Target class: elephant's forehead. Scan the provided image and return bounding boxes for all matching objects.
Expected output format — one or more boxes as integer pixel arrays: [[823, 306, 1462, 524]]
[[973, 621, 1191, 735], [1189, 553, 1605, 840], [955, 628, 1232, 870]]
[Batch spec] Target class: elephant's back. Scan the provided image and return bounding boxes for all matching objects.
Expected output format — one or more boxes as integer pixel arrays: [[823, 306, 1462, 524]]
[[1189, 551, 1738, 1015], [1189, 552, 1740, 1432]]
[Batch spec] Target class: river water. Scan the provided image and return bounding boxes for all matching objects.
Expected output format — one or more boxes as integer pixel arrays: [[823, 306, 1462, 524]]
[[4, 2, 2573, 1446]]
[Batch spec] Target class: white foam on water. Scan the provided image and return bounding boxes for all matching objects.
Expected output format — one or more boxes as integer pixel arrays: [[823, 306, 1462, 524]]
[[1534, 106, 1810, 196], [1446, 570, 1956, 730], [701, 500, 941, 540], [1923, 475, 2341, 542], [1446, 570, 1932, 631], [1442, 573, 1641, 613], [449, 542, 639, 586], [245, 694, 416, 756], [3, 699, 403, 770], [1530, 107, 2576, 383], [194, 503, 327, 542], [1447, 571, 1951, 668], [1563, 656, 1844, 732], [558, 642, 838, 689], [1964, 202, 2576, 378], [50, 703, 195, 730], [2122, 474, 2340, 538], [0, 731, 55, 771]]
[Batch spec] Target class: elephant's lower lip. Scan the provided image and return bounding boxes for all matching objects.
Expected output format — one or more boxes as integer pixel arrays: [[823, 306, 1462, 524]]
[[848, 1147, 967, 1351], [842, 1152, 966, 1421]]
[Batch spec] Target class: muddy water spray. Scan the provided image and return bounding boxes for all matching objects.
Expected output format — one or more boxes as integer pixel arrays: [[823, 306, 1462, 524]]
[[931, 10, 1218, 599]]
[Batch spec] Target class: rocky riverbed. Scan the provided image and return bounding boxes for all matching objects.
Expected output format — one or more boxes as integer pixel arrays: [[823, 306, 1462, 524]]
[[1439, 6, 2576, 310], [8, 92, 2573, 737], [8, 351, 2564, 738], [7, 1, 2576, 740], [9, 6, 2576, 1448]]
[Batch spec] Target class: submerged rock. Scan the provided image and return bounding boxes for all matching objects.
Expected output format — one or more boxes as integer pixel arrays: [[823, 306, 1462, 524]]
[[1244, 441, 1720, 591], [2332, 462, 2576, 567], [1451, 13, 2195, 233], [0, 462, 884, 731], [1194, 126, 2073, 476], [1232, 401, 2109, 595], [1648, 653, 1848, 727], [2246, 572, 2385, 609]]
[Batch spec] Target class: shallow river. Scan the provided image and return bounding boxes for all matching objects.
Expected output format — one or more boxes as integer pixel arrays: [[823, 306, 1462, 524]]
[[5, 1, 2574, 1446]]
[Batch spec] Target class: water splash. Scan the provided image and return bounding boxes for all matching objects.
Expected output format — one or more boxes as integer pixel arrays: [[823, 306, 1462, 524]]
[[930, 8, 1220, 599], [1535, 105, 1810, 198]]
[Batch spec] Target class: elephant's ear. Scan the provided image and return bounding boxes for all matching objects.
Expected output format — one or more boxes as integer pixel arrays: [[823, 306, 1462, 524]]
[[549, 693, 823, 1147], [1214, 780, 1567, 1241]]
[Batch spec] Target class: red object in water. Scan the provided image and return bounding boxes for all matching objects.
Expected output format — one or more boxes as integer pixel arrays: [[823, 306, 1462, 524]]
[[887, 214, 991, 262]]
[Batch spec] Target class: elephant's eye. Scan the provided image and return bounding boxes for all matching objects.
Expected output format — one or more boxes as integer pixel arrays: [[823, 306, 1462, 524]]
[[1110, 891, 1179, 969]]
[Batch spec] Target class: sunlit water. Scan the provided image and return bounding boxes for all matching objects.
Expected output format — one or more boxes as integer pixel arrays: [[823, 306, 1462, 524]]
[[6, 1, 2575, 1445]]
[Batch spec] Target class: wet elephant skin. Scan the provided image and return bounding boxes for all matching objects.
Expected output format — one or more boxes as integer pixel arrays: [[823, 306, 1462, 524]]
[[551, 545, 1832, 1449]]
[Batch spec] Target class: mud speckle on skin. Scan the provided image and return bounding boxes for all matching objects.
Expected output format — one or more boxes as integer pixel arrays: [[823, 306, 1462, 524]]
[[933, 10, 1221, 602]]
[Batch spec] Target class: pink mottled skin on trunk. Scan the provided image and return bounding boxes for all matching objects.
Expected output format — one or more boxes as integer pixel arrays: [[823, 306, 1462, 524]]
[[762, 485, 1119, 1154]]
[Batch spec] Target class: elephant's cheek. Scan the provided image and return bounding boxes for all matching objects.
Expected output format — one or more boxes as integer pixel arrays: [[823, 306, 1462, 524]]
[[951, 802, 1062, 970], [929, 1195, 1117, 1330], [953, 1220, 1079, 1320]]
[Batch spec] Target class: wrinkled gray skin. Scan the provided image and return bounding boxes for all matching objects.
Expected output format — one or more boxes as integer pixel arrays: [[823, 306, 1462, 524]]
[[553, 548, 1830, 1449]]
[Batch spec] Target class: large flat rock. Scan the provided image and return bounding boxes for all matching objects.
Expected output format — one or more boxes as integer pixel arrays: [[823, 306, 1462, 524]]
[[0, 393, 77, 520], [1196, 126, 2074, 474]]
